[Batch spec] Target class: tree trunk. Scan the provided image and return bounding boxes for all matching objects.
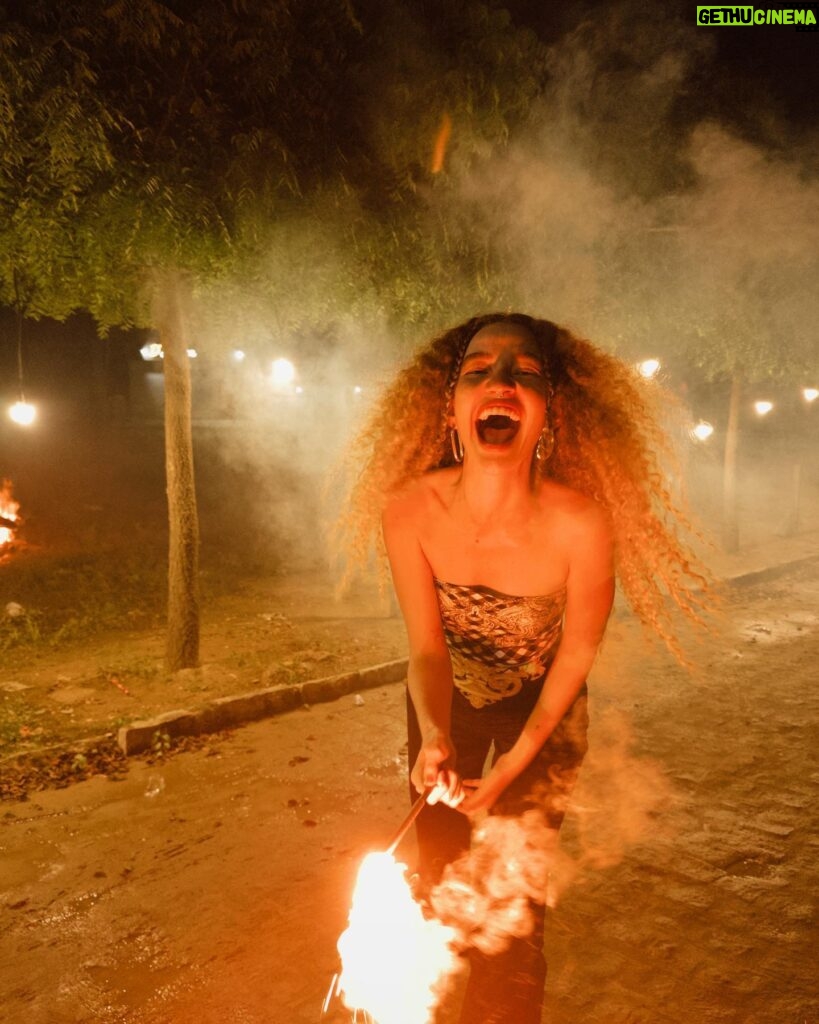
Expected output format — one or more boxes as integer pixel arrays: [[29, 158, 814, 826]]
[[154, 276, 200, 671], [722, 368, 742, 552]]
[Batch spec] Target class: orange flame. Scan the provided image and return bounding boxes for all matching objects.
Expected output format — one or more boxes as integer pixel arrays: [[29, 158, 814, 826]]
[[0, 479, 19, 547], [335, 852, 458, 1024], [430, 113, 452, 174]]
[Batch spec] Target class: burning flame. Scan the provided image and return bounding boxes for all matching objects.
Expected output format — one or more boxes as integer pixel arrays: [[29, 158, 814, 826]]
[[0, 480, 19, 548], [334, 852, 458, 1024]]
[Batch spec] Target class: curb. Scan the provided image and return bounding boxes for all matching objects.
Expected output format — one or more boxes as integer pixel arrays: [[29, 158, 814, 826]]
[[723, 552, 819, 588], [116, 658, 409, 756]]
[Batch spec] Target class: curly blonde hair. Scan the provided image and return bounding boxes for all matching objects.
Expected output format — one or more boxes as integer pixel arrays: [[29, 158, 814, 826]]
[[336, 313, 712, 657]]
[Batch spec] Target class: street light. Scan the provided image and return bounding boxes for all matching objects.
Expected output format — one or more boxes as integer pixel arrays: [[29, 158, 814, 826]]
[[140, 343, 197, 359], [802, 387, 818, 403], [9, 290, 36, 426], [140, 342, 164, 360], [638, 358, 661, 379], [754, 400, 774, 416], [271, 358, 296, 388], [9, 400, 36, 426], [690, 420, 714, 442], [231, 349, 246, 363]]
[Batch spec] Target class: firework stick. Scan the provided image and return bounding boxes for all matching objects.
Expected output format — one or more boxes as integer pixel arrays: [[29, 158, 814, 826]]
[[385, 790, 431, 855]]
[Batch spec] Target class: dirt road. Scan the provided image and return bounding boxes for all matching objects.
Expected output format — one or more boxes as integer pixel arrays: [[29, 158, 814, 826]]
[[2, 567, 817, 1024]]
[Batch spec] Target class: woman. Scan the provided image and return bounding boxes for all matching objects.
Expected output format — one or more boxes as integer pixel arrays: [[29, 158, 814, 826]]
[[339, 313, 709, 1023]]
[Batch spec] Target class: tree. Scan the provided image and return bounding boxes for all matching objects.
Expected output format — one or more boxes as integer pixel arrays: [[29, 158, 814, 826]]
[[0, 5, 118, 319], [0, 0, 363, 669]]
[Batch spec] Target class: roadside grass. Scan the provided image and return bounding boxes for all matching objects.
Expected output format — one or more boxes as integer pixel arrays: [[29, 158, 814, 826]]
[[0, 694, 62, 755], [0, 541, 287, 759], [100, 657, 162, 683], [0, 547, 167, 655]]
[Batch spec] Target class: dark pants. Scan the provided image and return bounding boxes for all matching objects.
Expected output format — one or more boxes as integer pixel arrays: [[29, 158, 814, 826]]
[[407, 681, 588, 1024]]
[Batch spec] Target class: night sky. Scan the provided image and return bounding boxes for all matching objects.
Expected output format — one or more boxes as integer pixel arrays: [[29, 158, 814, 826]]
[[509, 0, 819, 130]]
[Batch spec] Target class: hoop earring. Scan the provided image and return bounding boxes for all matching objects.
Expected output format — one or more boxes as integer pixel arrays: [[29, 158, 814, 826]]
[[450, 427, 464, 463], [535, 424, 555, 462]]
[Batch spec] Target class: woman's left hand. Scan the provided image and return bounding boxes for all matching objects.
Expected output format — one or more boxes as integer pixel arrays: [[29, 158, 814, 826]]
[[457, 754, 519, 816]]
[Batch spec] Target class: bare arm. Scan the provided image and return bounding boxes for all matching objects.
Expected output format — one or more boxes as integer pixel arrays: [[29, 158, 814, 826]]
[[382, 495, 461, 800], [460, 503, 615, 814]]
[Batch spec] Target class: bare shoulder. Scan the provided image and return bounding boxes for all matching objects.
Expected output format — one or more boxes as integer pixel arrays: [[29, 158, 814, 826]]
[[539, 480, 612, 543], [382, 468, 458, 529]]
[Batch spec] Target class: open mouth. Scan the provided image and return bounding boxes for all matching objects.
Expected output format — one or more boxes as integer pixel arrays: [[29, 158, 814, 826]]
[[476, 406, 521, 446]]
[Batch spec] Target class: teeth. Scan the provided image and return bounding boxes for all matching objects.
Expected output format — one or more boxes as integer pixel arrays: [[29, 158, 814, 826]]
[[478, 406, 520, 421]]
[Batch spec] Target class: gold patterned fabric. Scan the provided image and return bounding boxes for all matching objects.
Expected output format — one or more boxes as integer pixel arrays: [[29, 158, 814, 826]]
[[434, 578, 566, 709]]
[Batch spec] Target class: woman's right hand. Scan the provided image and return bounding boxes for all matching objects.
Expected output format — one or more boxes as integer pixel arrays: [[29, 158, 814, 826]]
[[411, 730, 464, 807]]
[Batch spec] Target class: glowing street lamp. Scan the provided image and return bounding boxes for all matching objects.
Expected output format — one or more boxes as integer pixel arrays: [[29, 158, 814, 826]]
[[690, 420, 714, 442], [231, 349, 246, 363], [140, 342, 164, 361], [638, 358, 661, 379], [754, 400, 774, 417], [802, 387, 818, 403], [10, 299, 35, 426], [139, 343, 197, 360], [9, 400, 36, 426], [271, 357, 296, 388]]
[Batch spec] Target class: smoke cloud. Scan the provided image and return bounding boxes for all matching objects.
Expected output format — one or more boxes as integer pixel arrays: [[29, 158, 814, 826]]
[[425, 709, 674, 961], [135, 1, 816, 572]]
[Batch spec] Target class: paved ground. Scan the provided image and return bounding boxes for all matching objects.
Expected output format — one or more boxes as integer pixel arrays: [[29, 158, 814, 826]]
[[542, 567, 819, 1024], [2, 561, 817, 1024]]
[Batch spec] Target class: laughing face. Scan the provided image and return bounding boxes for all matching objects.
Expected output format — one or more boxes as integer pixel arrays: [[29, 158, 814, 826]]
[[450, 322, 548, 463]]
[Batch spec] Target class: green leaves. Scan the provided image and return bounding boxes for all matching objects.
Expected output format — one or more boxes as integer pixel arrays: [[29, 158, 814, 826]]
[[0, 0, 561, 343]]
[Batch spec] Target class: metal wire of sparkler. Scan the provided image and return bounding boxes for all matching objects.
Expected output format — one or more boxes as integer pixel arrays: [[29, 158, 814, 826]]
[[320, 971, 375, 1023], [385, 790, 429, 857]]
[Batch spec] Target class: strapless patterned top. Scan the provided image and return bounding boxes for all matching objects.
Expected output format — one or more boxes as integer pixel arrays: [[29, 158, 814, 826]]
[[433, 578, 567, 709]]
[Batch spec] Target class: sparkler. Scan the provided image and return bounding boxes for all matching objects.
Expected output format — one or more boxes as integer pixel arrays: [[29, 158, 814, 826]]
[[385, 790, 429, 856], [323, 795, 572, 1023], [323, 791, 458, 1024]]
